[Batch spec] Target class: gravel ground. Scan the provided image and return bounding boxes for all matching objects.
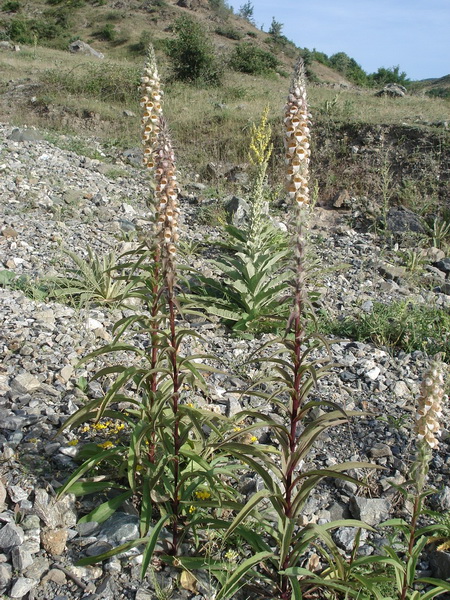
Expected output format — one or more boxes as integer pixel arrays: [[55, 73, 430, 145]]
[[1, 123, 450, 599]]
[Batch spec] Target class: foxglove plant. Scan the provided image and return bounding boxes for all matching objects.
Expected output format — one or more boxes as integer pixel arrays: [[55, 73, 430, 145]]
[[375, 358, 450, 600], [57, 45, 235, 574], [217, 59, 375, 600]]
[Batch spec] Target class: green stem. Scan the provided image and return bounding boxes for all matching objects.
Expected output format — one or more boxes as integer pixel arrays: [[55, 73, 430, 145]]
[[167, 281, 181, 553], [400, 494, 421, 600]]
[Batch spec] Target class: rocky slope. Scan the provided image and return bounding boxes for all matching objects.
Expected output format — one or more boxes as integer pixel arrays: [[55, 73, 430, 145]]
[[1, 122, 450, 599]]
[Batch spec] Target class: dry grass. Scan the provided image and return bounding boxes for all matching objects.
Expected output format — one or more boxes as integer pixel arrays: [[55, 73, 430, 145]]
[[1, 44, 448, 186]]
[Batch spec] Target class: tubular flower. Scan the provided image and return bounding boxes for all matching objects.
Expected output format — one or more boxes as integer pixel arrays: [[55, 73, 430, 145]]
[[140, 44, 163, 171], [415, 359, 447, 449], [154, 117, 180, 264], [284, 58, 311, 207]]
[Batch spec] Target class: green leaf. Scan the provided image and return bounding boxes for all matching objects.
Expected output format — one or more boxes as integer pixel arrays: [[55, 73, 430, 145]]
[[215, 551, 273, 600], [56, 448, 121, 498], [68, 480, 120, 497], [140, 514, 170, 578], [225, 489, 272, 540], [140, 477, 152, 538], [417, 578, 450, 599], [162, 555, 226, 572], [78, 490, 133, 524], [76, 536, 149, 566], [279, 517, 296, 568]]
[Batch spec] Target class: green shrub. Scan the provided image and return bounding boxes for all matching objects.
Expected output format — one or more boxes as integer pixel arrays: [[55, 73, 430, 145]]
[[319, 300, 450, 360], [2, 0, 20, 12], [427, 87, 450, 99], [128, 29, 153, 55], [215, 25, 242, 40], [5, 17, 31, 42], [96, 23, 116, 41], [5, 8, 72, 43], [167, 16, 222, 86], [208, 0, 232, 18], [229, 42, 278, 75], [42, 62, 141, 104]]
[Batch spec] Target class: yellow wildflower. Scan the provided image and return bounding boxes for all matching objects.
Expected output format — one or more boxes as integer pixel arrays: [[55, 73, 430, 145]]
[[67, 439, 79, 446], [194, 490, 211, 500], [250, 436, 258, 444], [97, 441, 115, 449]]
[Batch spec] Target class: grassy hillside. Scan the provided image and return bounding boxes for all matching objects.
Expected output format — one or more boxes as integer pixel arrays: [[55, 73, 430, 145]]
[[1, 0, 449, 208]]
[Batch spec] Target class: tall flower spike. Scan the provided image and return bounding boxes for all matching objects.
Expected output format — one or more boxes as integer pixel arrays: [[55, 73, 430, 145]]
[[140, 44, 163, 172], [284, 57, 310, 334], [415, 359, 447, 449], [284, 58, 311, 207], [154, 117, 179, 272]]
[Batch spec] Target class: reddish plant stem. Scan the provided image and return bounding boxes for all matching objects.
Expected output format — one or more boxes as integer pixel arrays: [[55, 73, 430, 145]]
[[280, 222, 306, 600]]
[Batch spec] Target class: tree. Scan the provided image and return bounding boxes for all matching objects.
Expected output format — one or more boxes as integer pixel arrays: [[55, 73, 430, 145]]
[[167, 16, 222, 86], [238, 1, 254, 24], [268, 16, 283, 38], [370, 65, 409, 86]]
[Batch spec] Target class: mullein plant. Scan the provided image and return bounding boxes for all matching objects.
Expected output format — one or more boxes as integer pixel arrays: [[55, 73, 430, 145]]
[[57, 45, 236, 574], [375, 358, 450, 600], [216, 58, 376, 600], [190, 107, 292, 334]]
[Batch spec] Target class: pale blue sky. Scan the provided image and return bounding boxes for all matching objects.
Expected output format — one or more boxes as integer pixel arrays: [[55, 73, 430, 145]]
[[226, 0, 450, 81]]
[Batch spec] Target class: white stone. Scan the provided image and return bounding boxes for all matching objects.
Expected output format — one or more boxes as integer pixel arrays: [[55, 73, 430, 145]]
[[9, 577, 37, 598], [366, 367, 380, 381], [393, 380, 409, 398], [86, 318, 103, 330]]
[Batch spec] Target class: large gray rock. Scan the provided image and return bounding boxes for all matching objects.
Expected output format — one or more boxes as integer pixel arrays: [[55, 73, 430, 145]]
[[349, 497, 391, 526], [9, 576, 37, 598], [386, 206, 425, 234], [7, 128, 43, 142], [68, 40, 104, 59], [11, 546, 33, 571], [0, 523, 25, 551], [433, 258, 450, 275], [33, 489, 77, 529], [0, 41, 20, 51], [225, 195, 250, 227], [98, 512, 139, 545], [429, 548, 450, 581], [375, 83, 407, 97], [333, 527, 368, 552], [0, 563, 12, 593]]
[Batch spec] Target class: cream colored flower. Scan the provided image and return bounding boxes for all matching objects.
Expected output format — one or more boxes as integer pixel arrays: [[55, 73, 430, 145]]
[[284, 58, 311, 207], [415, 359, 447, 449]]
